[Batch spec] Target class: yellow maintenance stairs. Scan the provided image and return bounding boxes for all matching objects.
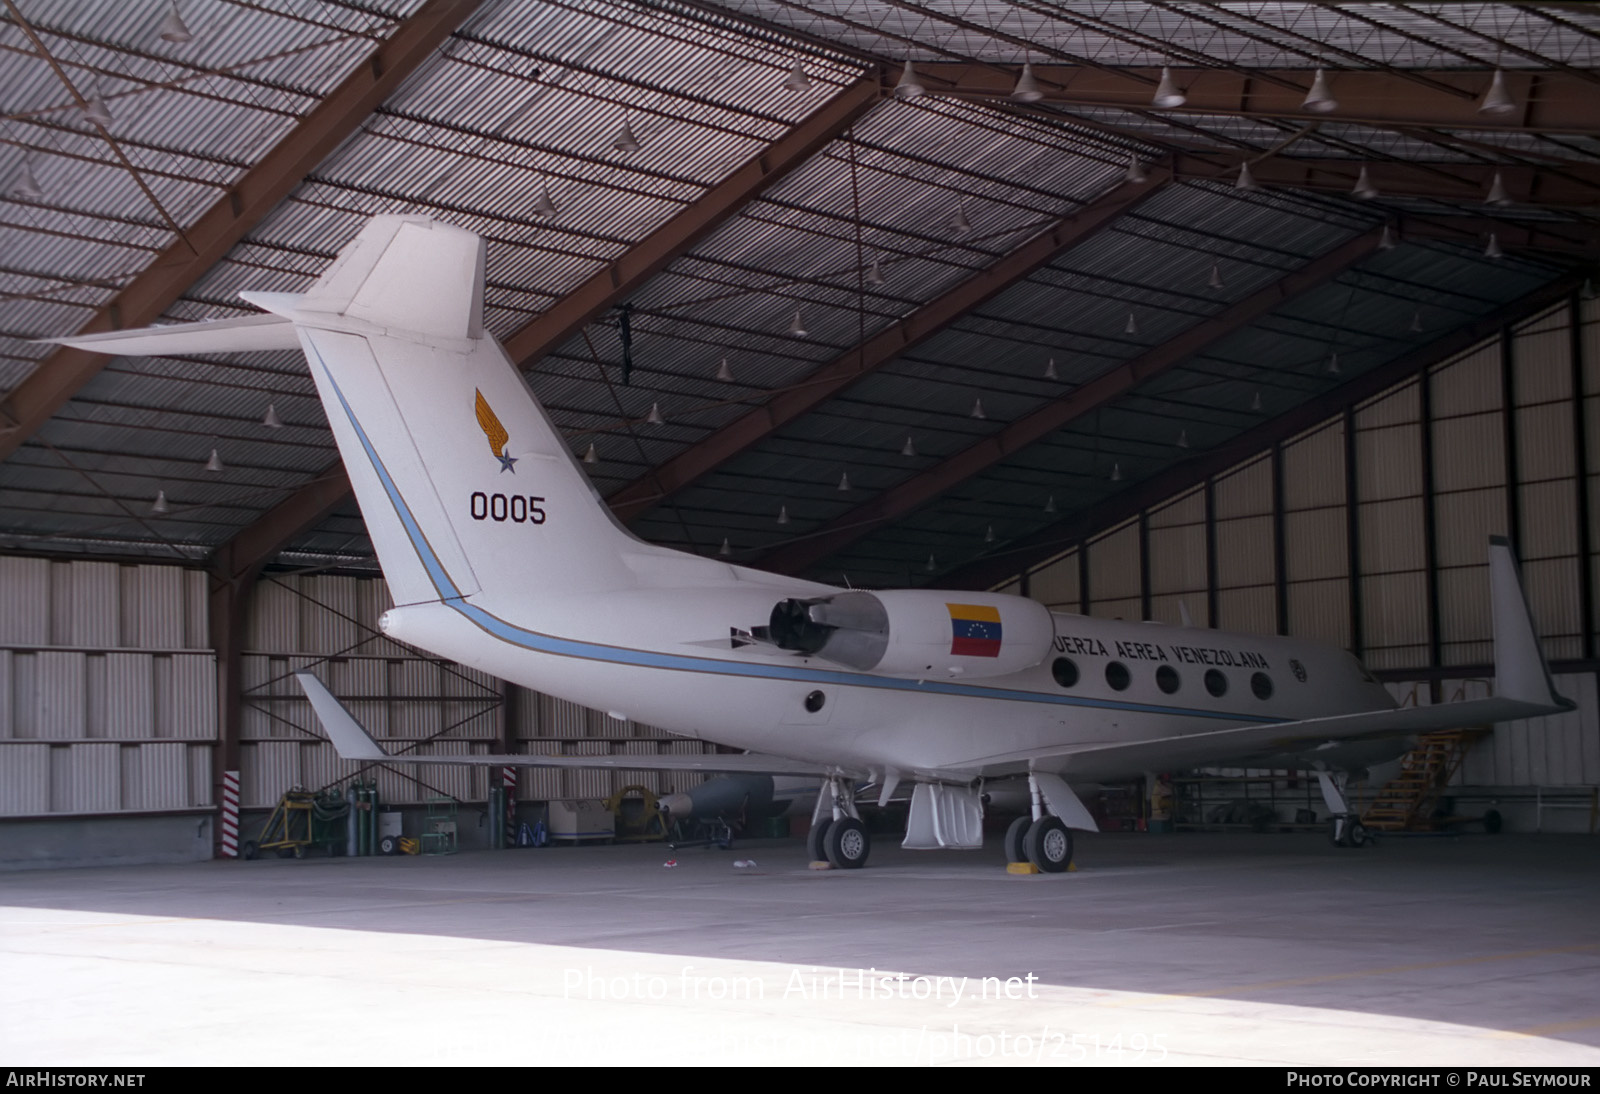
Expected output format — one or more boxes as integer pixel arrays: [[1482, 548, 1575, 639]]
[[1361, 728, 1488, 832]]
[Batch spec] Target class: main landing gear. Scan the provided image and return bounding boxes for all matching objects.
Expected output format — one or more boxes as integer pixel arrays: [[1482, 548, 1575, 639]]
[[1316, 769, 1374, 849], [1004, 775, 1075, 873], [809, 777, 869, 869]]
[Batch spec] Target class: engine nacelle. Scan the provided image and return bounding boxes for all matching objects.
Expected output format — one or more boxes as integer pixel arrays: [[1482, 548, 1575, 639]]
[[767, 589, 1055, 679]]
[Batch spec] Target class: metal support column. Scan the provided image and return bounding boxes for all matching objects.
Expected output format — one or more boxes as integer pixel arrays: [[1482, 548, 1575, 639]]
[[1344, 408, 1364, 659]]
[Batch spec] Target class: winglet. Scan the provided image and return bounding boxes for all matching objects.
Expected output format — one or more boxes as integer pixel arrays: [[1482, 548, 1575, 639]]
[[1489, 537, 1570, 710], [294, 671, 392, 761]]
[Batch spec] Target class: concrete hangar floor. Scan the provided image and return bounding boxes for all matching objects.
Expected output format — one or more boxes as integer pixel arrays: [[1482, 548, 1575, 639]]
[[3, 832, 1598, 1067]]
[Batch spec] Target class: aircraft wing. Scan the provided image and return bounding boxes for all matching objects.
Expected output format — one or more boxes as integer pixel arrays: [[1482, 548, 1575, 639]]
[[976, 694, 1567, 782], [295, 671, 836, 777], [970, 537, 1572, 781]]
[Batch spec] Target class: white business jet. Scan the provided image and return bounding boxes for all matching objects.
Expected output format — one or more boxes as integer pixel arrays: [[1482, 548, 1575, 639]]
[[51, 217, 1571, 871]]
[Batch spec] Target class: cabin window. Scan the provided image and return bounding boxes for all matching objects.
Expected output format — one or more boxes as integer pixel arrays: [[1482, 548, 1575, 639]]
[[804, 690, 826, 713], [1156, 665, 1180, 694], [1250, 672, 1274, 700], [1105, 661, 1131, 691], [1204, 669, 1228, 697], [1051, 657, 1079, 688]]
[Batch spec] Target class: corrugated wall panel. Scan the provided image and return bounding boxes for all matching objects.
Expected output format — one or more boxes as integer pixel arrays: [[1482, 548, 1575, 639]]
[[1520, 479, 1579, 557], [10, 653, 34, 739], [298, 742, 339, 799], [544, 695, 588, 739], [0, 557, 50, 644], [1029, 549, 1079, 610], [188, 744, 213, 808], [1284, 508, 1348, 581], [1514, 321, 1572, 406], [1522, 556, 1583, 661], [1090, 596, 1141, 622], [104, 653, 154, 739], [619, 740, 663, 796], [127, 743, 188, 810], [1217, 586, 1275, 636], [1438, 565, 1492, 666], [1360, 572, 1428, 669], [1433, 414, 1506, 494], [565, 741, 612, 799], [184, 570, 208, 649], [247, 580, 299, 651], [1288, 579, 1350, 649], [1435, 489, 1510, 567], [1088, 523, 1140, 604], [246, 742, 300, 808], [1148, 487, 1204, 529], [61, 562, 119, 647], [1215, 515, 1273, 589], [0, 651, 10, 738], [521, 741, 563, 799], [1357, 422, 1423, 501], [1147, 523, 1206, 594], [34, 652, 86, 740], [390, 660, 442, 739], [1358, 498, 1425, 574], [0, 744, 50, 815], [1282, 423, 1345, 509], [1432, 345, 1501, 417], [1147, 592, 1201, 628], [134, 566, 186, 649], [64, 743, 120, 812], [420, 740, 474, 801], [1517, 403, 1576, 485], [1214, 457, 1271, 519], [84, 654, 106, 739], [300, 575, 361, 655], [169, 654, 216, 739]]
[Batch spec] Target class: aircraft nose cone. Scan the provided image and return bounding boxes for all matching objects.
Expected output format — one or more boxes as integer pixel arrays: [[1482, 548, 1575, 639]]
[[658, 793, 693, 818]]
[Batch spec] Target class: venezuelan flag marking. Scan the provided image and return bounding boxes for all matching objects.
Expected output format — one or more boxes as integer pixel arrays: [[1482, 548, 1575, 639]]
[[948, 603, 1002, 658]]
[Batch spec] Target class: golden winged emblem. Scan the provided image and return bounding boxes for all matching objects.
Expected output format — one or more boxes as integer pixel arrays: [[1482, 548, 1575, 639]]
[[474, 389, 517, 473]]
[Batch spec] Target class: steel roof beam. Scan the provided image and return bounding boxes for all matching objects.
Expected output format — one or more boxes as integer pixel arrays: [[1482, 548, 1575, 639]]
[[211, 74, 884, 576], [501, 75, 882, 369], [0, 0, 484, 461], [906, 64, 1600, 135], [939, 273, 1587, 592], [753, 227, 1385, 576], [604, 169, 1173, 523], [1175, 154, 1600, 210]]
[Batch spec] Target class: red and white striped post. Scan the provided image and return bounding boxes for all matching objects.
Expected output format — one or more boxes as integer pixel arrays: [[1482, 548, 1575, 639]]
[[220, 770, 241, 858]]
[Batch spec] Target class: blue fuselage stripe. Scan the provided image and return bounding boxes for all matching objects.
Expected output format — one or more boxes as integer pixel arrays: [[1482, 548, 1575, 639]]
[[314, 345, 1277, 726]]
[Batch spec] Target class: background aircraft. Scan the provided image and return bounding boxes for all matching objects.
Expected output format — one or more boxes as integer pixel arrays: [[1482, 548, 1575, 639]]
[[51, 216, 1571, 873]]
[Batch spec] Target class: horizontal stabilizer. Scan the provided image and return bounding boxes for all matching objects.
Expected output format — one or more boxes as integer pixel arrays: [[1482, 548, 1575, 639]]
[[39, 313, 300, 355], [989, 693, 1570, 781], [294, 672, 830, 776]]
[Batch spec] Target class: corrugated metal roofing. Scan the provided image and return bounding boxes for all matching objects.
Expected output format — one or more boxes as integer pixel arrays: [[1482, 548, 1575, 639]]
[[0, 0, 1592, 579]]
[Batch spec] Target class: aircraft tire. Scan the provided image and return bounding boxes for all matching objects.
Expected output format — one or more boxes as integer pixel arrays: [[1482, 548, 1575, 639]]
[[1348, 821, 1371, 848], [1025, 817, 1073, 873], [806, 818, 832, 863], [824, 817, 870, 870], [1003, 816, 1030, 863]]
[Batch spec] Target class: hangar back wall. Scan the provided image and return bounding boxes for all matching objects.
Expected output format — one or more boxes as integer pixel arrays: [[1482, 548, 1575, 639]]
[[1001, 294, 1600, 795]]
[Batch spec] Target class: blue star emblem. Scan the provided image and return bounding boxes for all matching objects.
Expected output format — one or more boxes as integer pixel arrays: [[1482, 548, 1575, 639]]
[[496, 449, 518, 474]]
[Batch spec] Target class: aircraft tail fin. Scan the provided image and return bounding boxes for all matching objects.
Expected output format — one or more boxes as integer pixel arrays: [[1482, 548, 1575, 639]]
[[56, 216, 645, 607], [1489, 536, 1568, 709]]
